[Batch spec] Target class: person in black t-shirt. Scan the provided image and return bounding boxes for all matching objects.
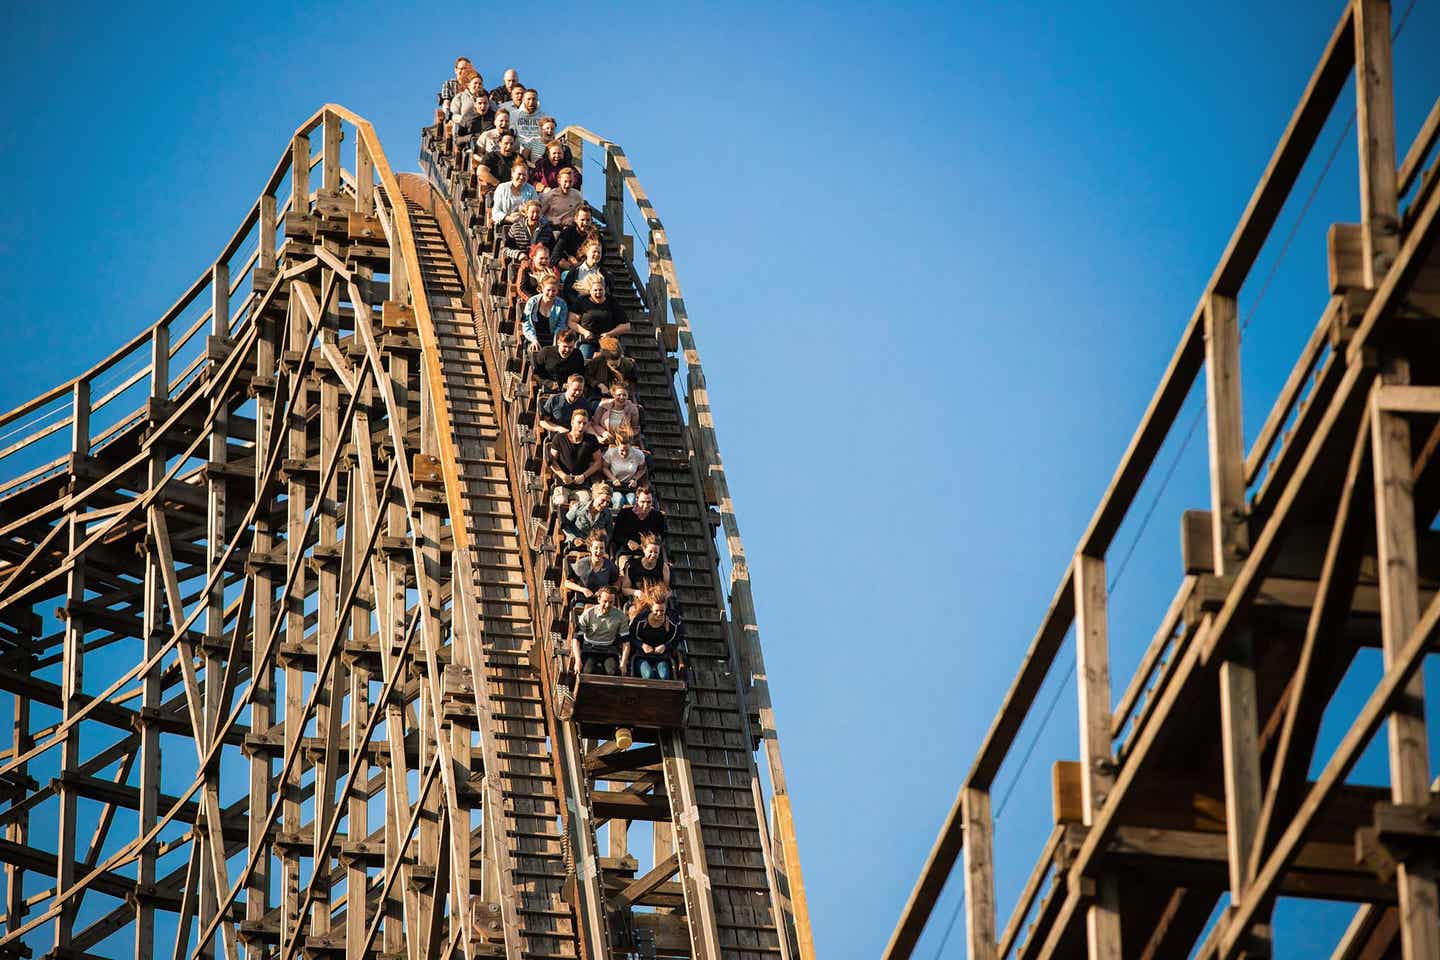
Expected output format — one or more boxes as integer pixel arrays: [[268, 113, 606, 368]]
[[477, 131, 522, 193], [547, 408, 602, 508], [612, 488, 668, 562], [553, 207, 600, 270], [533, 330, 586, 387], [572, 278, 631, 359]]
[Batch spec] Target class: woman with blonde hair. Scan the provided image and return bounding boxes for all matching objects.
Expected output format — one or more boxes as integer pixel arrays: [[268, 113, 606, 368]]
[[626, 585, 681, 680], [603, 428, 648, 507], [590, 379, 642, 442], [563, 238, 605, 311], [562, 480, 615, 547]]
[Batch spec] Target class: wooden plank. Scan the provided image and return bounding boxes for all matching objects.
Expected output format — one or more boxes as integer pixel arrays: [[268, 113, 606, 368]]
[[1073, 554, 1120, 960], [1329, 223, 1366, 293], [1399, 95, 1440, 197], [1074, 555, 1114, 819], [322, 110, 342, 195]]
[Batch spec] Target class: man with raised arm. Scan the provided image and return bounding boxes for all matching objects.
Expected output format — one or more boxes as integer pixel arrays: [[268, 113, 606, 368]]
[[442, 57, 474, 106], [478, 131, 524, 195]]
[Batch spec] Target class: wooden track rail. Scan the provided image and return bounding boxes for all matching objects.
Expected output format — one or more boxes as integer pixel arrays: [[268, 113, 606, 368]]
[[888, 2, 1440, 958]]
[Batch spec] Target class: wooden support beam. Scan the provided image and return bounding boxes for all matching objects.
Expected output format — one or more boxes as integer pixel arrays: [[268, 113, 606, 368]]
[[1369, 356, 1440, 960], [1205, 293, 1249, 571], [960, 788, 996, 960], [1073, 554, 1121, 960], [1252, 417, 1371, 879], [321, 111, 342, 196], [612, 854, 678, 909], [1354, 0, 1401, 289]]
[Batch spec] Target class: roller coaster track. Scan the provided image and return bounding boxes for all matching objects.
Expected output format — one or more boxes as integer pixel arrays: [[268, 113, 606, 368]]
[[0, 100, 813, 960]]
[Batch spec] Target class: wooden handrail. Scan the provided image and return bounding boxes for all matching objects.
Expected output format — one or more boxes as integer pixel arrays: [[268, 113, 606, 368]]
[[886, 6, 1366, 956]]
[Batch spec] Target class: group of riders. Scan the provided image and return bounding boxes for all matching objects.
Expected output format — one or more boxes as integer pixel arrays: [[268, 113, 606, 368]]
[[436, 57, 685, 686]]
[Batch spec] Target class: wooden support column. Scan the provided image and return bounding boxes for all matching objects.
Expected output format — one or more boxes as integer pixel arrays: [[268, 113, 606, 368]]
[[291, 133, 310, 215], [1354, 0, 1401, 289], [279, 283, 309, 953], [259, 194, 277, 273], [345, 652, 371, 958], [1205, 293, 1249, 569], [135, 323, 168, 960], [1370, 357, 1440, 960], [198, 261, 230, 960], [311, 306, 342, 936], [1205, 291, 1266, 936], [647, 227, 669, 326], [564, 129, 583, 178], [355, 140, 375, 216], [604, 147, 624, 244], [381, 324, 412, 957], [1074, 554, 1121, 960], [321, 110, 342, 196], [54, 379, 90, 951], [246, 311, 276, 960], [5, 691, 28, 937], [960, 787, 996, 960]]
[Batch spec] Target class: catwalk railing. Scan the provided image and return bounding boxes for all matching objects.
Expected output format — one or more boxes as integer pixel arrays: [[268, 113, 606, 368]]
[[888, 1, 1440, 958]]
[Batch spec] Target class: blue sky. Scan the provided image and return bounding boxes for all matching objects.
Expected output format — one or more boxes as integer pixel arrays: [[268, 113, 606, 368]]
[[3, 1, 1440, 956]]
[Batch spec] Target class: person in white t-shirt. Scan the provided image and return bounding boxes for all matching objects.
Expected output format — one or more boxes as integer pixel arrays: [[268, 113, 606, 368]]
[[602, 429, 647, 508], [512, 88, 544, 155]]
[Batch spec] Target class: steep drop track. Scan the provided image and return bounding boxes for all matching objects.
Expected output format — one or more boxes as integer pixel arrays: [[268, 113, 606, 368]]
[[593, 246, 784, 958], [409, 205, 580, 960]]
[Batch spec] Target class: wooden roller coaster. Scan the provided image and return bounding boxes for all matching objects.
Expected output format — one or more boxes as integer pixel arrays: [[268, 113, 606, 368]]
[[0, 97, 811, 959], [890, 1, 1440, 958]]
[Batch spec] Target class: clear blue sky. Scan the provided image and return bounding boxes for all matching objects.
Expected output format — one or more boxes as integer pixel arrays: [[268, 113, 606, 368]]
[[3, 1, 1440, 956]]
